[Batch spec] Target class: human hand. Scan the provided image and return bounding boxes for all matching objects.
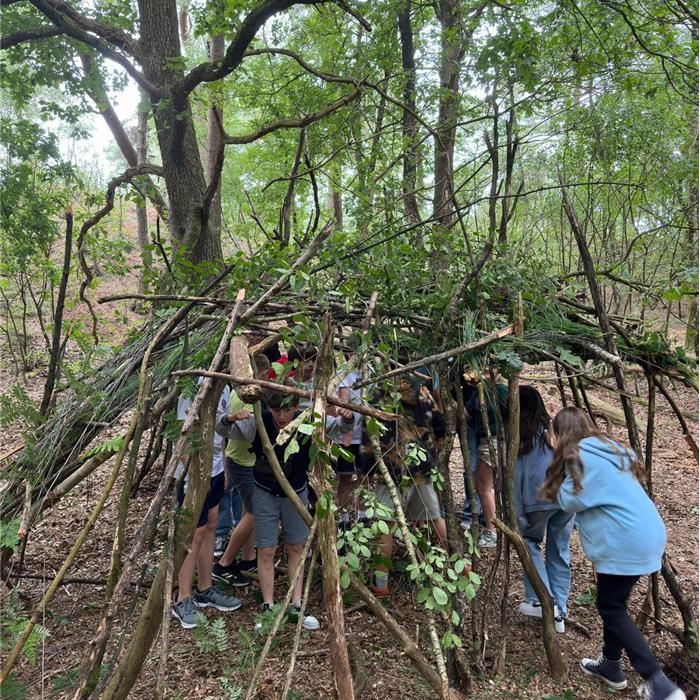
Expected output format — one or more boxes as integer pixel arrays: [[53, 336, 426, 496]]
[[227, 409, 251, 422]]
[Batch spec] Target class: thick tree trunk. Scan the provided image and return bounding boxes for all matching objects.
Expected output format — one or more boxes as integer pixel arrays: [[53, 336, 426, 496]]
[[138, 0, 223, 266], [432, 0, 463, 228]]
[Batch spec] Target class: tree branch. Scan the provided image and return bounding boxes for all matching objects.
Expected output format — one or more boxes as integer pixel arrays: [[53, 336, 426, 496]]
[[223, 89, 360, 144], [28, 0, 161, 97], [0, 24, 63, 49]]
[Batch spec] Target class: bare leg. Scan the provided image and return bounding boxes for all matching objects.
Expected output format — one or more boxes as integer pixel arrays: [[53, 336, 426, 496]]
[[258, 545, 277, 604], [219, 510, 255, 567], [431, 517, 448, 548], [242, 531, 256, 561], [195, 505, 218, 591], [177, 523, 207, 602], [286, 542, 306, 604], [475, 459, 496, 531]]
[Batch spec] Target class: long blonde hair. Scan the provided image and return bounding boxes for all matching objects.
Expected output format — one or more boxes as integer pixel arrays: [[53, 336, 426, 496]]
[[539, 407, 645, 502]]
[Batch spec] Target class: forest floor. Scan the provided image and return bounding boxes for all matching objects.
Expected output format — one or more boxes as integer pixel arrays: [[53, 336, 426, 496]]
[[0, 221, 697, 700]]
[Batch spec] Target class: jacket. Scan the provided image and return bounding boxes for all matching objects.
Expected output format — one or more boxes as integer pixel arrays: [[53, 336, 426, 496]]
[[557, 437, 665, 575]]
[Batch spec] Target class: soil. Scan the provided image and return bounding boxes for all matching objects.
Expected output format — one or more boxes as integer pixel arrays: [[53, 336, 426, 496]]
[[1, 214, 697, 700]]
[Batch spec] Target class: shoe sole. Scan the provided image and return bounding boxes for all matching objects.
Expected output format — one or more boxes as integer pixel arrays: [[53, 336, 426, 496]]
[[302, 622, 320, 631], [579, 662, 627, 690], [171, 607, 197, 629], [212, 573, 251, 587], [194, 600, 243, 612]]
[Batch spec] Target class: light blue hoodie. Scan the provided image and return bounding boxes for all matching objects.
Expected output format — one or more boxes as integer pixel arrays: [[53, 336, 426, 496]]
[[557, 437, 666, 576]]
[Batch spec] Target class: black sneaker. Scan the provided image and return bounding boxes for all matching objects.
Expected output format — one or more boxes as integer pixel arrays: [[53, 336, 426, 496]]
[[580, 653, 628, 690], [212, 561, 251, 587], [237, 558, 257, 575], [637, 671, 686, 700]]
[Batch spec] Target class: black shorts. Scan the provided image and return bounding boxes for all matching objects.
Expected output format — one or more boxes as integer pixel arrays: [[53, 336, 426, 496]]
[[178, 471, 225, 528], [335, 444, 373, 476]]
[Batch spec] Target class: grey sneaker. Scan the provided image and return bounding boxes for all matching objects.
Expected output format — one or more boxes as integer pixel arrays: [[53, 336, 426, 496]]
[[193, 585, 243, 612], [637, 671, 686, 700], [477, 529, 497, 548], [580, 653, 627, 690], [287, 604, 320, 631], [171, 596, 199, 629]]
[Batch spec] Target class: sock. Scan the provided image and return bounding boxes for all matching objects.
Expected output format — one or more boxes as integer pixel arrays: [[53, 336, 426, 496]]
[[374, 570, 388, 589], [338, 512, 350, 524]]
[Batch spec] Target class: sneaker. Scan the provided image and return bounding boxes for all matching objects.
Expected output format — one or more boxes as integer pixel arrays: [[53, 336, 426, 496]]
[[287, 604, 320, 631], [193, 585, 243, 612], [171, 596, 199, 629], [477, 530, 497, 548], [460, 519, 472, 530], [554, 614, 565, 634], [212, 561, 251, 587], [214, 536, 228, 558], [254, 602, 274, 630], [518, 600, 543, 618], [518, 600, 565, 632], [237, 558, 257, 574], [580, 653, 628, 690], [369, 584, 391, 599], [637, 671, 686, 700]]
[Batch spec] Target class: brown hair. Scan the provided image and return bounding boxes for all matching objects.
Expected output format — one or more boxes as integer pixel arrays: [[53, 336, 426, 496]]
[[539, 407, 645, 502]]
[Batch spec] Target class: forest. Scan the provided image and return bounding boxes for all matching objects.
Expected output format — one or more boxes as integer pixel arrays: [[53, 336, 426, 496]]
[[0, 0, 698, 699]]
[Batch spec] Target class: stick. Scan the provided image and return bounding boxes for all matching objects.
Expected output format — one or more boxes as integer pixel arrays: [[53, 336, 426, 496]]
[[357, 325, 513, 387], [281, 547, 319, 700], [244, 519, 318, 700], [172, 369, 399, 421]]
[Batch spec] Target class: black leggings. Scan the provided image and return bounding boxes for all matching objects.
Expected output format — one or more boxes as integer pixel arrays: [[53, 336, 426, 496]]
[[596, 573, 660, 680]]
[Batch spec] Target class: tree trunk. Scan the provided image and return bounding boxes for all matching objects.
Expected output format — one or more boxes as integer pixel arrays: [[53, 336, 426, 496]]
[[135, 100, 151, 296], [398, 0, 420, 226], [206, 29, 225, 243], [138, 0, 223, 266], [432, 0, 463, 228]]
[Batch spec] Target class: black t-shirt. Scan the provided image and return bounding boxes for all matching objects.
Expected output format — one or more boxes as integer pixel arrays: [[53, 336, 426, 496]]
[[251, 410, 310, 496]]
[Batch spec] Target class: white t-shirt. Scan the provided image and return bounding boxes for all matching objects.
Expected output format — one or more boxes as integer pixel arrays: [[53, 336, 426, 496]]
[[175, 383, 230, 481], [339, 370, 363, 445]]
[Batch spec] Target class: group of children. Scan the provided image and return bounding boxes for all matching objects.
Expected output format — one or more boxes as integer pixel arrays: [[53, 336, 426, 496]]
[[171, 340, 685, 700]]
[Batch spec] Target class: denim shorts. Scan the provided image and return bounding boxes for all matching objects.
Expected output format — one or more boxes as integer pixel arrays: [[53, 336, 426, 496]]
[[178, 471, 225, 528], [228, 458, 255, 514], [253, 486, 310, 548]]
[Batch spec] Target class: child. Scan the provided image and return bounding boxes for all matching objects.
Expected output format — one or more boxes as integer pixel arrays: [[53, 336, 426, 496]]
[[171, 384, 243, 629], [213, 353, 271, 587], [364, 375, 448, 598], [216, 387, 356, 629], [460, 371, 508, 548], [513, 386, 574, 634], [541, 407, 685, 700]]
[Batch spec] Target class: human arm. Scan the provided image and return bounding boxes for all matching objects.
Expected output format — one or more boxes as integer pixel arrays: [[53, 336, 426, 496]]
[[215, 409, 257, 442]]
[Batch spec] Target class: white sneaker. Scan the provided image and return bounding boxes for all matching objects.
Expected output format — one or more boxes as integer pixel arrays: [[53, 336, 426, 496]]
[[518, 600, 543, 618], [287, 604, 320, 631], [302, 613, 320, 631], [518, 600, 565, 632], [477, 530, 497, 548]]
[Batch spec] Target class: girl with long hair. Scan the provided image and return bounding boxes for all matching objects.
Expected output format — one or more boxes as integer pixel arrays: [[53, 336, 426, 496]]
[[513, 386, 574, 634], [542, 407, 684, 700]]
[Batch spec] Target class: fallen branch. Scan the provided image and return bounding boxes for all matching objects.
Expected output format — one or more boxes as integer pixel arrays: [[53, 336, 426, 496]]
[[171, 369, 399, 421], [357, 325, 513, 387]]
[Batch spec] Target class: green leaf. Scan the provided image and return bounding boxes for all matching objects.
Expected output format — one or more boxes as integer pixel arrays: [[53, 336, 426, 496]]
[[432, 587, 448, 606], [283, 437, 300, 461]]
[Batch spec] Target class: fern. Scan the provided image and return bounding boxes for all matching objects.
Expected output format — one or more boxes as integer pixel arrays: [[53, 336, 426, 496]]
[[0, 385, 42, 428], [193, 614, 229, 654]]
